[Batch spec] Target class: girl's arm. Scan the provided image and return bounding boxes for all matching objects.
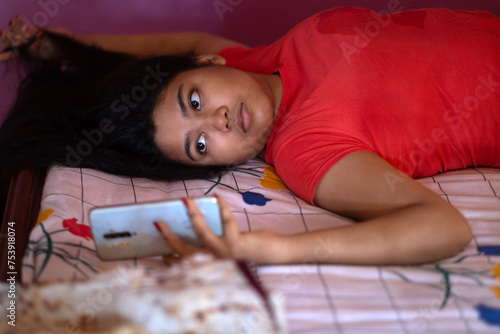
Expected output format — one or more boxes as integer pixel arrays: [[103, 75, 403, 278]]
[[75, 32, 248, 57], [157, 151, 472, 265], [284, 151, 472, 265], [1, 16, 247, 60]]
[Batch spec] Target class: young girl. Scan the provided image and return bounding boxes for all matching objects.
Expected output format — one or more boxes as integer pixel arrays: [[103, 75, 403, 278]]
[[1, 7, 499, 266]]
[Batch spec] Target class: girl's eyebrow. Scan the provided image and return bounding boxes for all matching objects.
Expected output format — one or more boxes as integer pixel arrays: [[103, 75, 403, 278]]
[[177, 84, 188, 118]]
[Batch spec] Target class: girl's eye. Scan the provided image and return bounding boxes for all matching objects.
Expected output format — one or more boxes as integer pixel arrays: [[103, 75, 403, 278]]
[[190, 90, 201, 110], [196, 133, 207, 154]]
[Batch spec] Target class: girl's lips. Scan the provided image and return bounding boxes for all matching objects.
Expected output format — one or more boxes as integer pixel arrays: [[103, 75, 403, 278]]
[[241, 102, 251, 133]]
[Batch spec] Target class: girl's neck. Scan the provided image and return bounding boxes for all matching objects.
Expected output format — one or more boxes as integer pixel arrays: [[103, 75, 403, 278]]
[[252, 72, 284, 120]]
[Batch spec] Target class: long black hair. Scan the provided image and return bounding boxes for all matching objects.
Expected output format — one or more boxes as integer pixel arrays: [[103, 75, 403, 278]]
[[0, 31, 229, 212]]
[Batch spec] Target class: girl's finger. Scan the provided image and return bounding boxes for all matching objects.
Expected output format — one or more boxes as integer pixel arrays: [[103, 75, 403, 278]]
[[154, 221, 199, 256], [1, 29, 14, 48], [6, 19, 25, 46], [20, 25, 37, 41], [215, 195, 240, 242], [1, 29, 7, 45], [183, 198, 226, 256]]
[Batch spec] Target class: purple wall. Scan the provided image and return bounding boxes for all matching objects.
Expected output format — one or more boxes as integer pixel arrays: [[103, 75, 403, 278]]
[[1, 0, 499, 123]]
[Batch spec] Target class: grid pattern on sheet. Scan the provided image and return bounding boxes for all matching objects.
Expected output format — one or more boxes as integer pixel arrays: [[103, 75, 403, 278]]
[[22, 161, 500, 333], [257, 168, 500, 333]]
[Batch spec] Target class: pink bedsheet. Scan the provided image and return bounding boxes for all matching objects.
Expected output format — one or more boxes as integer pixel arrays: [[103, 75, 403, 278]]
[[21, 160, 500, 333]]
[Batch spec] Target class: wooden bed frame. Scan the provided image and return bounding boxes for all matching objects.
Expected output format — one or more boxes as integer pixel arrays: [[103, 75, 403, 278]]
[[0, 168, 46, 283]]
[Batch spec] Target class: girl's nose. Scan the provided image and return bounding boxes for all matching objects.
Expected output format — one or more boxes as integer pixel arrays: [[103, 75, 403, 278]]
[[212, 106, 229, 132]]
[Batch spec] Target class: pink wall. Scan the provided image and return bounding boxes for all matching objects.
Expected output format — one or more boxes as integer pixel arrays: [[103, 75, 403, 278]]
[[1, 0, 499, 122]]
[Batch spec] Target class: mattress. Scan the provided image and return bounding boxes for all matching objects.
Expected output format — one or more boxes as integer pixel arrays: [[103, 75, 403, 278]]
[[18, 159, 500, 332]]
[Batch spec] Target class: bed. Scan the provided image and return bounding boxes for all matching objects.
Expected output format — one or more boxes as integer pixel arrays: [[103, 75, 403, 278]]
[[1, 158, 500, 333]]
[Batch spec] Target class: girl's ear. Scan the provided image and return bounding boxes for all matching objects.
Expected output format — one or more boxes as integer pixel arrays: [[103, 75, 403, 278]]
[[196, 54, 227, 66]]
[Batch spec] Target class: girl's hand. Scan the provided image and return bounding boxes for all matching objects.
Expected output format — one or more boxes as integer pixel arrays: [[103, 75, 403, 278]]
[[155, 196, 287, 265], [1, 15, 40, 60], [1, 15, 71, 61]]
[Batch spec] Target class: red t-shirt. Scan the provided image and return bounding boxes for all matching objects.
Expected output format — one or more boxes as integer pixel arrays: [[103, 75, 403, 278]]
[[220, 7, 500, 204]]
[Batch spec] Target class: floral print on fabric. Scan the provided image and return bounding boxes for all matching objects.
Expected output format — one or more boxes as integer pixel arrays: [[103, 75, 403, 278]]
[[62, 218, 93, 241], [259, 166, 289, 191]]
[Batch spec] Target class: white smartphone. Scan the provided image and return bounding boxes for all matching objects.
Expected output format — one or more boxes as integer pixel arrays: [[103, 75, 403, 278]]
[[89, 196, 222, 261]]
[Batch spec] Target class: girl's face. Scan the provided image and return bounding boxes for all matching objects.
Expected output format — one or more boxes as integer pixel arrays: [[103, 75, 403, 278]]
[[153, 64, 281, 166]]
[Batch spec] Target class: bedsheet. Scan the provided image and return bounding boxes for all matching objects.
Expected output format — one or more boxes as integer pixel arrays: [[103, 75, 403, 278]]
[[21, 159, 500, 333]]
